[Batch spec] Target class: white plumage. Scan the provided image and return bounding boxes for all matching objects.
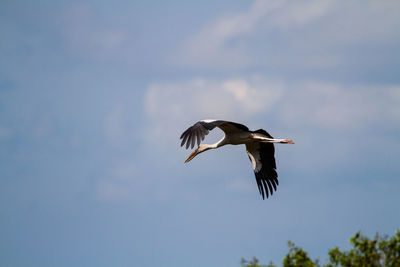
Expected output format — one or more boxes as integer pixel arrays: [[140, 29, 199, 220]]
[[180, 120, 294, 199]]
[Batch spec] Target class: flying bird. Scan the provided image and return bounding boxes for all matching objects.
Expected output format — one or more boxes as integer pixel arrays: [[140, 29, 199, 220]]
[[180, 120, 294, 199]]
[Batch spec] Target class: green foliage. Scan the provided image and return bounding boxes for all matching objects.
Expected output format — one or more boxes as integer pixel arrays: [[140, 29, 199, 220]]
[[326, 230, 400, 267], [283, 241, 320, 267], [241, 256, 277, 267], [241, 230, 400, 267], [240, 256, 265, 267]]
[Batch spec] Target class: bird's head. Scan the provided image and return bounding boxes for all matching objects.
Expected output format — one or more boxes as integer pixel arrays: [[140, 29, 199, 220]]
[[184, 144, 210, 163]]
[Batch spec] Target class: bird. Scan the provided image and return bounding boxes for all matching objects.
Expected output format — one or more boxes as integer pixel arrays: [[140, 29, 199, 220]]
[[180, 119, 294, 199]]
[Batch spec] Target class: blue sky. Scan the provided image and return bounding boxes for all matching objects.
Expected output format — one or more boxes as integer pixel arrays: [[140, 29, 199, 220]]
[[1, 1, 400, 266]]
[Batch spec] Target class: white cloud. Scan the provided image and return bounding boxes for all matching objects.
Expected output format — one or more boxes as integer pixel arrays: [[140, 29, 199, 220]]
[[222, 79, 282, 114], [182, 0, 285, 57], [281, 82, 370, 129], [144, 77, 284, 150], [267, 0, 334, 30], [178, 0, 400, 69], [144, 77, 400, 153], [180, 0, 334, 66], [325, 1, 400, 44], [281, 83, 400, 130]]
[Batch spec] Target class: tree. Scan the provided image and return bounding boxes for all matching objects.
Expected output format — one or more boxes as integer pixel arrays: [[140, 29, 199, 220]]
[[326, 231, 400, 267], [283, 241, 320, 267], [241, 256, 277, 267], [241, 230, 400, 267]]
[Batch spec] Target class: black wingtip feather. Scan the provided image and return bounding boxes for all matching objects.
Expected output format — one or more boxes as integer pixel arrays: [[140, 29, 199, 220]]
[[270, 179, 277, 191], [180, 132, 188, 147], [196, 129, 201, 147], [259, 185, 265, 199], [261, 179, 269, 199], [265, 179, 274, 197], [256, 175, 265, 199], [185, 134, 191, 149], [254, 167, 279, 199]]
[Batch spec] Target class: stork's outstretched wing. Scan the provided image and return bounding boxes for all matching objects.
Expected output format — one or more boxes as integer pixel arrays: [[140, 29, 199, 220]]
[[246, 129, 278, 199], [180, 120, 249, 149]]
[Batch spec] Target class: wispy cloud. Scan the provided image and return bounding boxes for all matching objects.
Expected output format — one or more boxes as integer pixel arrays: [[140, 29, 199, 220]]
[[180, 0, 283, 65], [280, 82, 400, 130], [178, 0, 400, 70], [144, 77, 400, 152], [144, 77, 284, 150], [179, 0, 334, 67]]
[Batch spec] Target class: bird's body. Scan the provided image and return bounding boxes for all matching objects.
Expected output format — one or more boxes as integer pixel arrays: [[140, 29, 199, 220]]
[[180, 119, 294, 199]]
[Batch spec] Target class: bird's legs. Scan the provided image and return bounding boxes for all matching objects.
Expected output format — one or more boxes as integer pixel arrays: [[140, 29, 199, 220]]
[[250, 135, 294, 144]]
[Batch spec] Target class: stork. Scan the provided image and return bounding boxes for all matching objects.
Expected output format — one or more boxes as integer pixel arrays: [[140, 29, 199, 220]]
[[180, 120, 294, 199]]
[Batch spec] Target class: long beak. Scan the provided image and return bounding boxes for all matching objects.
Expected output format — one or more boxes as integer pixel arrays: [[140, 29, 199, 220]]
[[184, 148, 199, 163], [282, 139, 295, 144]]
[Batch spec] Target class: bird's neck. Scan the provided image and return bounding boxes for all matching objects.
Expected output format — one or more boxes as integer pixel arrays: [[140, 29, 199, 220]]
[[214, 137, 227, 148], [202, 139, 225, 151]]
